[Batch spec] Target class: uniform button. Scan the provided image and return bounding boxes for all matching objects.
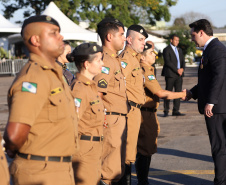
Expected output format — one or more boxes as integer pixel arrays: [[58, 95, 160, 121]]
[[59, 89, 61, 91], [35, 63, 37, 65], [59, 99, 61, 102], [97, 96, 99, 98], [1, 156, 3, 160], [98, 109, 100, 111], [120, 77, 122, 79]]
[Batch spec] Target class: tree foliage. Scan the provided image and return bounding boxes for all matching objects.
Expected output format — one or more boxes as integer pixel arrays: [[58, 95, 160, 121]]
[[0, 0, 177, 28]]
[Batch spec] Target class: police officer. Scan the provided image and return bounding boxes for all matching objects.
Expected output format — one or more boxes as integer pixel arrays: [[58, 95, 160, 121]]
[[3, 15, 78, 185], [118, 25, 147, 185], [94, 18, 129, 185], [136, 41, 186, 185], [56, 41, 75, 86], [68, 43, 105, 185], [0, 134, 10, 185]]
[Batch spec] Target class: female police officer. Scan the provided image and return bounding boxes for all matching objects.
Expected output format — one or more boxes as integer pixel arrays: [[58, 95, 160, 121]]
[[67, 43, 105, 185], [135, 41, 186, 185]]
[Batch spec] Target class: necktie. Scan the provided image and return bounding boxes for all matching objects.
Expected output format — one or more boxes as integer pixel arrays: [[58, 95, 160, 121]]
[[175, 47, 180, 69]]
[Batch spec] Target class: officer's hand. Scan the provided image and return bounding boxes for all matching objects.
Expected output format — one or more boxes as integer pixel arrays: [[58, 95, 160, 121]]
[[205, 104, 214, 118]]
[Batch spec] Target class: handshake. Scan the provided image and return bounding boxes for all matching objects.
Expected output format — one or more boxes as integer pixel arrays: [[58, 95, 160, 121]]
[[181, 89, 193, 101]]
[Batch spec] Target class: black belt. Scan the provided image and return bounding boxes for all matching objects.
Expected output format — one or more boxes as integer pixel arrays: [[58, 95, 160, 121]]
[[106, 112, 127, 116], [141, 107, 157, 112], [18, 153, 72, 162], [80, 135, 104, 142], [129, 101, 142, 109]]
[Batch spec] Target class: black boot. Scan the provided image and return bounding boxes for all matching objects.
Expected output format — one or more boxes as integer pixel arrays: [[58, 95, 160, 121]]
[[117, 163, 131, 185], [135, 152, 151, 185]]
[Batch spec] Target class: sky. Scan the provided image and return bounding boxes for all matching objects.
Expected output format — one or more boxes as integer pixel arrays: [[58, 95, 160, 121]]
[[167, 0, 226, 28], [0, 0, 226, 28]]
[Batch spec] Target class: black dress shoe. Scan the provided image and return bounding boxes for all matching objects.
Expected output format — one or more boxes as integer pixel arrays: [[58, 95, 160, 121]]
[[172, 111, 185, 116], [163, 112, 168, 117]]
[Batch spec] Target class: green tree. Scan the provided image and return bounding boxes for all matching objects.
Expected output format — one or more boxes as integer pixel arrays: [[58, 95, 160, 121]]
[[0, 0, 177, 28], [0, 0, 79, 23]]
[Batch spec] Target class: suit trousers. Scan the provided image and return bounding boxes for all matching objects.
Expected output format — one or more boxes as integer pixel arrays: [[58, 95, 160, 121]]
[[0, 146, 10, 185], [164, 76, 183, 112], [205, 114, 226, 185], [72, 139, 103, 185], [125, 106, 142, 164], [101, 115, 127, 184], [10, 156, 75, 185]]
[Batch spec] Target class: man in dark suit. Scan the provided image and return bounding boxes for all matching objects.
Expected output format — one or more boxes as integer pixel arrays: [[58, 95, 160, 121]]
[[186, 19, 226, 185], [161, 34, 185, 117]]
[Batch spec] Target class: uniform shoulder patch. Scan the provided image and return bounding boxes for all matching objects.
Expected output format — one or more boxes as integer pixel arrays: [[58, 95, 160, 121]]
[[101, 66, 110, 75], [22, 82, 37, 94], [147, 75, 155, 81], [98, 79, 108, 88], [74, 98, 82, 107], [121, 61, 128, 69]]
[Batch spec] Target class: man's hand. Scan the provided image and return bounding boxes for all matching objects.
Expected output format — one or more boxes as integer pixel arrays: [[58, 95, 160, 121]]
[[204, 104, 214, 117], [177, 68, 184, 76], [182, 89, 192, 101]]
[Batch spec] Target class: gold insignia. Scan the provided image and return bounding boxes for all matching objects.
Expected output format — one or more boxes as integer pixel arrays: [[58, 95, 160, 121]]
[[90, 100, 100, 105], [111, 54, 114, 57], [86, 81, 91, 85], [51, 87, 63, 95], [46, 16, 51, 21], [93, 46, 97, 52], [42, 66, 49, 69], [140, 29, 143, 33], [145, 46, 148, 49]]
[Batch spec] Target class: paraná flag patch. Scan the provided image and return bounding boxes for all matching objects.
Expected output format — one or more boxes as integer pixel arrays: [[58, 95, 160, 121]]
[[148, 75, 155, 81], [74, 98, 82, 107], [121, 61, 128, 69], [22, 82, 37, 94], [101, 67, 110, 75]]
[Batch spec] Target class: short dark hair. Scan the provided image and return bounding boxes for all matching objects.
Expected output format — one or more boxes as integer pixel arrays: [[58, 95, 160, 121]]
[[63, 40, 70, 46], [189, 19, 213, 36], [170, 34, 179, 40], [97, 18, 124, 45]]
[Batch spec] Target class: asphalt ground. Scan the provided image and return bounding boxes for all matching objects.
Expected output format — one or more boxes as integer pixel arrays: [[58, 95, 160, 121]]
[[0, 66, 215, 185]]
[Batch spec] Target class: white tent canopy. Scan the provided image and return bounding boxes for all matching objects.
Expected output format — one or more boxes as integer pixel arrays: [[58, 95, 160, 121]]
[[0, 14, 21, 33], [42, 2, 98, 42]]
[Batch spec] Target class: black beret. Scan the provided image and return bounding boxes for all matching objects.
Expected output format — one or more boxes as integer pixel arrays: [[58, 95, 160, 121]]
[[127, 24, 148, 38], [97, 17, 124, 28], [143, 43, 152, 52], [21, 15, 60, 36], [70, 43, 103, 57]]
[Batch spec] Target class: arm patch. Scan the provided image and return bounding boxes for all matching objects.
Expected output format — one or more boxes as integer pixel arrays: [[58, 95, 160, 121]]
[[98, 79, 108, 88]]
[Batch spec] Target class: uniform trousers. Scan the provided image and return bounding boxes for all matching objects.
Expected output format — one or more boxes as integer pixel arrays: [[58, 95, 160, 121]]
[[0, 146, 10, 185], [164, 76, 183, 113], [10, 156, 75, 185], [137, 111, 160, 156], [205, 114, 226, 185], [72, 139, 103, 185], [125, 106, 142, 164], [101, 115, 126, 184]]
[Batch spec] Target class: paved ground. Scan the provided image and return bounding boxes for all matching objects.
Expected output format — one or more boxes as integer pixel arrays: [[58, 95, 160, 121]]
[[0, 67, 215, 185]]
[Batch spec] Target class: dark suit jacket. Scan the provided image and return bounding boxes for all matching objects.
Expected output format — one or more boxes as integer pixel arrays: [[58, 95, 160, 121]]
[[190, 38, 226, 114], [161, 45, 185, 77]]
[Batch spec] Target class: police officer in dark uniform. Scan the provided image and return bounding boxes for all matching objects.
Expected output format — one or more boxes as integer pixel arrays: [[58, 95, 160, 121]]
[[56, 41, 75, 85]]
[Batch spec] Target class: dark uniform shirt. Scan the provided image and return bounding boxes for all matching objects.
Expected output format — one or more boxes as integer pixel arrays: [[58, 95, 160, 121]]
[[56, 60, 75, 86]]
